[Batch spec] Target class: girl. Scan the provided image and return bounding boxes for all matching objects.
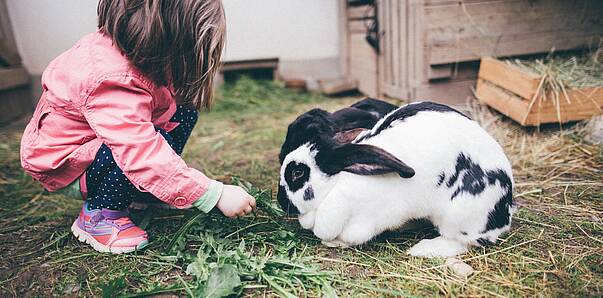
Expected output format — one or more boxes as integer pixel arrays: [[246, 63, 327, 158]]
[[20, 0, 256, 254]]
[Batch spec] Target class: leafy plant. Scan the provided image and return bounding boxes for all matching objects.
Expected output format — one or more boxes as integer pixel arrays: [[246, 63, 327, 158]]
[[166, 178, 335, 297]]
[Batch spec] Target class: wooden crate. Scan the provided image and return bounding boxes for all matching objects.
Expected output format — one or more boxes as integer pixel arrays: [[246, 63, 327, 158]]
[[476, 57, 603, 126]]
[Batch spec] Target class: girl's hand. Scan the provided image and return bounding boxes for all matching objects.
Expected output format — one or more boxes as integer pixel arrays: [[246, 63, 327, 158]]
[[216, 185, 256, 218]]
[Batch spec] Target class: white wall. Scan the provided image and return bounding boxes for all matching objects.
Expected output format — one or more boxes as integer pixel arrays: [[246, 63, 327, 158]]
[[6, 0, 340, 75], [222, 0, 339, 61], [6, 0, 98, 74]]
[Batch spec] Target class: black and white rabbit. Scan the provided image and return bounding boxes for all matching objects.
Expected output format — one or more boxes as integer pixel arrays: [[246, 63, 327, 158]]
[[277, 99, 515, 257]]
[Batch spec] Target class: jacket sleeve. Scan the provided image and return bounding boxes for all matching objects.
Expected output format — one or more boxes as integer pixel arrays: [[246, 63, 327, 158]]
[[81, 75, 222, 209]]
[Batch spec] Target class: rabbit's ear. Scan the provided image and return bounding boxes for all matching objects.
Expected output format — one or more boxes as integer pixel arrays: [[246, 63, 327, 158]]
[[317, 143, 415, 178], [279, 109, 335, 164], [350, 97, 398, 117], [333, 128, 367, 144], [331, 107, 379, 130]]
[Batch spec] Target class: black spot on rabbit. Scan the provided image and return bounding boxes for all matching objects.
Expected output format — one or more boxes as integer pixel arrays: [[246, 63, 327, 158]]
[[284, 162, 311, 192], [448, 153, 487, 199], [477, 237, 494, 246], [436, 172, 446, 186], [447, 153, 512, 201], [483, 169, 513, 231], [445, 153, 514, 232], [303, 186, 315, 201]]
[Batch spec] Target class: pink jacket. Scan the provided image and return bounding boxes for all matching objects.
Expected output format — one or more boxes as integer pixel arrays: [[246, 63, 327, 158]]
[[20, 32, 220, 210]]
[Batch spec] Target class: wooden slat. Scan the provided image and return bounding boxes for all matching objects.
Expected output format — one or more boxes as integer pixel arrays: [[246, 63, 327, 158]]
[[534, 88, 603, 114], [381, 84, 408, 100], [0, 86, 32, 124], [0, 0, 17, 49], [221, 58, 279, 71], [568, 88, 603, 107], [397, 1, 408, 90], [407, 0, 426, 89], [0, 40, 21, 66], [320, 77, 358, 95], [347, 5, 374, 20], [475, 79, 531, 125], [430, 31, 603, 65], [349, 34, 377, 63], [378, 0, 410, 99], [424, 0, 603, 65], [349, 32, 378, 97], [525, 93, 603, 125], [0, 67, 29, 90], [382, 0, 390, 85], [390, 1, 400, 88], [338, 0, 350, 77], [478, 57, 540, 100], [348, 19, 368, 33], [425, 0, 502, 5], [425, 0, 601, 32], [414, 79, 475, 106], [428, 64, 453, 80], [0, 0, 21, 66]]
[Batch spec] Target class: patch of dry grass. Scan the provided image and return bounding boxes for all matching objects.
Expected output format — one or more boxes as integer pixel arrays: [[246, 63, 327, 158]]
[[0, 78, 601, 297]]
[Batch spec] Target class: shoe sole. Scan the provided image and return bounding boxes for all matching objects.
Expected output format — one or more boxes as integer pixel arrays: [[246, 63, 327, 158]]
[[71, 221, 149, 254]]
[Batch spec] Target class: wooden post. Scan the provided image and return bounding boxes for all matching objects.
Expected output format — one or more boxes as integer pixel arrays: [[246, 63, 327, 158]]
[[338, 0, 349, 79]]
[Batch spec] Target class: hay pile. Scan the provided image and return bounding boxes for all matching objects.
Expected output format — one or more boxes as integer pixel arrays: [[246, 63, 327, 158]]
[[508, 48, 603, 89]]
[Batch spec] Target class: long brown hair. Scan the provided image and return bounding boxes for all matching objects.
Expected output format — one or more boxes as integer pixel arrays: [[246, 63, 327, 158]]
[[98, 0, 226, 109]]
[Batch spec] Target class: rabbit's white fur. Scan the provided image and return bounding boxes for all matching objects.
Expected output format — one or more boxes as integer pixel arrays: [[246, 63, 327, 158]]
[[280, 103, 515, 257]]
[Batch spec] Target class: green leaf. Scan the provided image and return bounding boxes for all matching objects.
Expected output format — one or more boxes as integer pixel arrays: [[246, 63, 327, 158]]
[[100, 276, 126, 298], [199, 264, 242, 298], [167, 212, 205, 253], [185, 256, 209, 281]]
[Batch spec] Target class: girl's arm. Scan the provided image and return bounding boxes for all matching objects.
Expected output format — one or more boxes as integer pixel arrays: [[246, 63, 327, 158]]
[[81, 75, 220, 210]]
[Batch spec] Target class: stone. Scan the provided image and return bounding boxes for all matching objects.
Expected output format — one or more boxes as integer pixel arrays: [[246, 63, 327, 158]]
[[445, 257, 475, 278], [585, 115, 603, 144]]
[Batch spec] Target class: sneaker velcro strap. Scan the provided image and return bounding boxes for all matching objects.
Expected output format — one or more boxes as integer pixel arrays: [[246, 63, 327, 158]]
[[101, 208, 130, 219]]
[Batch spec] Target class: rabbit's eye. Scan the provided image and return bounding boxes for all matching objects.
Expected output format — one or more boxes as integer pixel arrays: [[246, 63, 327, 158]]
[[292, 169, 305, 181]]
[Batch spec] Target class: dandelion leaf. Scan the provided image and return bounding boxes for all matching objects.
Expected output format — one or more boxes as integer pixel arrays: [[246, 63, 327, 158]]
[[199, 264, 241, 298]]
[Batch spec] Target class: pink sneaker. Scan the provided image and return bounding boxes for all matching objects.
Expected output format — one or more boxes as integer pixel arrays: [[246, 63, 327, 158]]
[[71, 202, 149, 254]]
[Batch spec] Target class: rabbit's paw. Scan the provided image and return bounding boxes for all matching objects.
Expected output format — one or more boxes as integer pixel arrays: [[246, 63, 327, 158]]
[[298, 211, 315, 229], [408, 236, 468, 258], [322, 239, 350, 248]]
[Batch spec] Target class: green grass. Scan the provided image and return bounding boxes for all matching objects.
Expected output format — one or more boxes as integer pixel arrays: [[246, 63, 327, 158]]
[[1, 77, 602, 297]]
